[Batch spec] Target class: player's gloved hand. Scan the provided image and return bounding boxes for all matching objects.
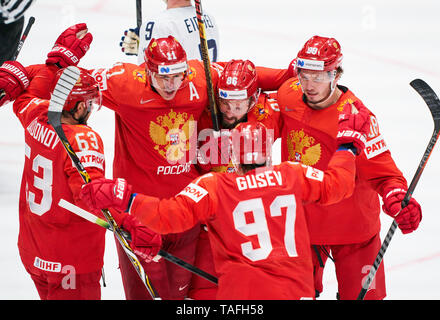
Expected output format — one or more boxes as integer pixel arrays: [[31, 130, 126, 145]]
[[382, 187, 422, 234], [0, 61, 29, 107], [46, 23, 93, 68], [288, 58, 298, 78], [117, 212, 162, 262], [336, 100, 370, 155], [120, 27, 139, 56], [80, 177, 133, 212]]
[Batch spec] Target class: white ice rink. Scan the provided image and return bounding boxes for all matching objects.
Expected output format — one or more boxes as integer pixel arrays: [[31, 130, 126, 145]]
[[0, 0, 439, 300]]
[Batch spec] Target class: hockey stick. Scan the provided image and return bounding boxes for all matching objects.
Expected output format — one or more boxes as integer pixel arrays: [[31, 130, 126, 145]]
[[58, 199, 219, 284], [194, 0, 220, 131], [357, 79, 440, 300], [0, 16, 35, 100], [12, 16, 35, 61], [136, 0, 142, 29], [48, 66, 161, 300]]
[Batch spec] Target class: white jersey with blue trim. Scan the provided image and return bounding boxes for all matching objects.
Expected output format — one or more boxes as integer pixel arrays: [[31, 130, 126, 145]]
[[138, 6, 220, 64]]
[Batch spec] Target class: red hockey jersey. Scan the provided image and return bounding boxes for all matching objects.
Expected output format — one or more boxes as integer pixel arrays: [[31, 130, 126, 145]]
[[128, 151, 356, 299], [13, 88, 106, 275], [277, 78, 408, 244], [90, 61, 289, 198]]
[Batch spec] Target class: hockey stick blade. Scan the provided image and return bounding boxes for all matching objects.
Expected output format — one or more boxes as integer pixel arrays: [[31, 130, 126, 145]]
[[357, 79, 440, 300], [410, 79, 440, 122], [405, 79, 440, 204], [48, 66, 80, 114], [48, 67, 161, 299], [58, 199, 218, 284]]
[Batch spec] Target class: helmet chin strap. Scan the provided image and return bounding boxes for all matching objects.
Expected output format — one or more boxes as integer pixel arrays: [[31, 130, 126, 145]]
[[247, 90, 260, 113]]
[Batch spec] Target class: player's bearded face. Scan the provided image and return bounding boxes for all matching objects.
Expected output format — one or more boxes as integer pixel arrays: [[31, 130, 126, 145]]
[[72, 101, 93, 125], [219, 98, 250, 129], [298, 69, 336, 105], [151, 72, 185, 100]]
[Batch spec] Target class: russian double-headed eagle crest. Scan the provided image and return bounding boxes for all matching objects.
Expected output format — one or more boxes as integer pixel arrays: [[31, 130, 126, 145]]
[[287, 129, 321, 166], [253, 103, 268, 122], [149, 109, 196, 162], [187, 66, 196, 81], [289, 81, 301, 91], [337, 98, 354, 112], [133, 69, 147, 83]]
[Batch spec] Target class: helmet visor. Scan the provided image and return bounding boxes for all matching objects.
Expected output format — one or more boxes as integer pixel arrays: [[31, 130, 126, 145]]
[[85, 90, 102, 113], [219, 98, 251, 117], [298, 69, 336, 83]]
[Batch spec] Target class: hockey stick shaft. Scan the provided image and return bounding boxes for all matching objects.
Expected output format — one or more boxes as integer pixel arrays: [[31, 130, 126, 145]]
[[194, 0, 220, 131], [12, 16, 35, 61], [58, 199, 218, 284], [136, 0, 142, 29], [59, 199, 116, 231], [158, 250, 218, 285], [48, 67, 160, 299], [0, 16, 35, 100], [357, 79, 440, 300]]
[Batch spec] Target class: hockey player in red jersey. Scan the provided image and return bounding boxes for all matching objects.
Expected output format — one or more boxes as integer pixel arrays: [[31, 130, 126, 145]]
[[79, 103, 370, 299], [90, 36, 291, 300], [276, 35, 422, 299], [198, 59, 282, 173], [191, 59, 284, 299], [11, 67, 107, 300]]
